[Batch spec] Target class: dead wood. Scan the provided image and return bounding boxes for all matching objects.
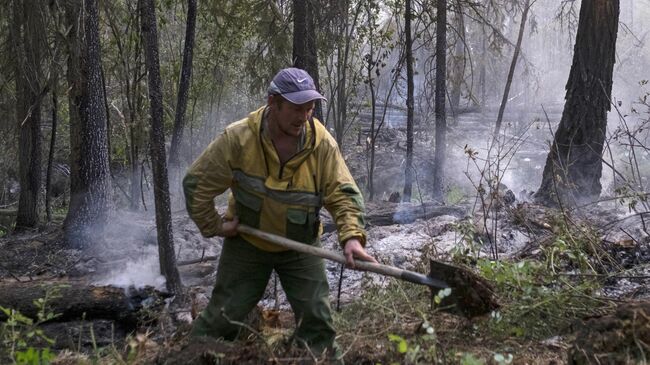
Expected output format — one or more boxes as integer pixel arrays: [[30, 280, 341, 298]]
[[323, 202, 465, 232], [0, 278, 168, 324]]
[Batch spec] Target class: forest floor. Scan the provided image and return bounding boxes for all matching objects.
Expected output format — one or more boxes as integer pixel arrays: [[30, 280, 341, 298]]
[[2, 108, 650, 364], [1, 197, 649, 364]]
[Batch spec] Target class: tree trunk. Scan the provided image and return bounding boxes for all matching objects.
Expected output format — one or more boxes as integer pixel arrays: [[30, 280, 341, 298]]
[[293, 0, 323, 121], [335, 1, 359, 146], [140, 0, 183, 297], [13, 0, 43, 231], [46, 88, 58, 222], [494, 0, 531, 136], [480, 24, 486, 109], [432, 0, 447, 200], [168, 0, 197, 172], [63, 0, 112, 248], [366, 3, 377, 201], [402, 0, 415, 202], [449, 1, 465, 115], [536, 0, 620, 205]]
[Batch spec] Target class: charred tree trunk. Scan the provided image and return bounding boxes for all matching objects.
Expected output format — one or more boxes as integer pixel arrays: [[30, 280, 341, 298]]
[[140, 0, 183, 296], [13, 0, 44, 231], [293, 0, 323, 122], [63, 0, 112, 248], [46, 88, 58, 222], [168, 0, 197, 172], [536, 0, 620, 205], [494, 0, 531, 136], [432, 0, 447, 200], [402, 0, 415, 202]]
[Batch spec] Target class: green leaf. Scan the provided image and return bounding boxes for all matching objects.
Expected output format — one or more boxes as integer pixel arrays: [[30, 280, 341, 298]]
[[397, 340, 407, 353]]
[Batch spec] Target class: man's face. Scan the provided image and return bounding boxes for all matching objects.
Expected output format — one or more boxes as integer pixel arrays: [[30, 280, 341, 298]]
[[270, 96, 315, 138]]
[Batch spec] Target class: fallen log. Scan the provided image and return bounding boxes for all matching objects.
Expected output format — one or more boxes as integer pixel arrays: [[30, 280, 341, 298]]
[[323, 202, 465, 232], [0, 278, 167, 325]]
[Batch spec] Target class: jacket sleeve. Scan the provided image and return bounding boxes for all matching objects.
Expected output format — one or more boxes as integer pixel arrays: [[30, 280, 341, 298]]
[[183, 131, 234, 237], [321, 142, 367, 247]]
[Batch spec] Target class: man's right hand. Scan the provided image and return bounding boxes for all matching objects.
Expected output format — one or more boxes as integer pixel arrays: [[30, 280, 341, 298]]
[[218, 216, 239, 237]]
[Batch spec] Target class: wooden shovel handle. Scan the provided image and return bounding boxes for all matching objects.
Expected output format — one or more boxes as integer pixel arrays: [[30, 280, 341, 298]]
[[237, 224, 448, 289]]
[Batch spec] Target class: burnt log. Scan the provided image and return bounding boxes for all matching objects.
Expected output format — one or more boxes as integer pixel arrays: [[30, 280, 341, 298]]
[[0, 279, 167, 325], [322, 202, 465, 233]]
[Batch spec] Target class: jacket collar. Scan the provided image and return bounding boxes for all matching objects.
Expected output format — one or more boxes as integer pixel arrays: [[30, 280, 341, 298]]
[[247, 106, 322, 177]]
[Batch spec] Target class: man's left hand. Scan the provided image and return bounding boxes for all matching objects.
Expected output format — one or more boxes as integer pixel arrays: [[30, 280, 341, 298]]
[[343, 238, 378, 269]]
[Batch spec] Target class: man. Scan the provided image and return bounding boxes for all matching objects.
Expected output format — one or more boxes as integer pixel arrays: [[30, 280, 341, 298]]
[[183, 68, 376, 359]]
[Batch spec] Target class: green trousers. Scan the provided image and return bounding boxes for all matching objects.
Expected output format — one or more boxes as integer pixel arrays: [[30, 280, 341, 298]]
[[190, 235, 337, 357]]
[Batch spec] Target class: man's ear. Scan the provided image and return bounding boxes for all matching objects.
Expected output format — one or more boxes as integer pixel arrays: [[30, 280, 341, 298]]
[[267, 95, 274, 106]]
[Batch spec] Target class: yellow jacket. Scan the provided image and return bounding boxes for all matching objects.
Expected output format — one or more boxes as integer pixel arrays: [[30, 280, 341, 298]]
[[183, 106, 366, 252]]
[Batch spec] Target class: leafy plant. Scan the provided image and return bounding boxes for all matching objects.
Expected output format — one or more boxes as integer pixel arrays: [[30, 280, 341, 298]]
[[450, 219, 482, 264], [477, 259, 605, 339], [1, 287, 63, 364]]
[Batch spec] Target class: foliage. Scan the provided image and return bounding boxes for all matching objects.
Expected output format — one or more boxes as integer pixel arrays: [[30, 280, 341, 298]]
[[0, 287, 62, 365], [477, 258, 605, 339], [450, 218, 482, 264], [542, 212, 609, 273]]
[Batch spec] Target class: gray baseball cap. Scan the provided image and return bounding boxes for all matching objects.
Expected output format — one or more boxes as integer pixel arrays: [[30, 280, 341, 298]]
[[267, 68, 327, 104]]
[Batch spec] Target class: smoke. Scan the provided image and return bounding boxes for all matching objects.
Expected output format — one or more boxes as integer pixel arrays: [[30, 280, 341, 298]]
[[89, 210, 166, 290], [93, 245, 166, 290]]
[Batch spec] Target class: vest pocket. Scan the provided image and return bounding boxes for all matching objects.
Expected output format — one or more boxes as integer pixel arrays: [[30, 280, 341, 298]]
[[233, 188, 263, 229], [286, 208, 318, 245]]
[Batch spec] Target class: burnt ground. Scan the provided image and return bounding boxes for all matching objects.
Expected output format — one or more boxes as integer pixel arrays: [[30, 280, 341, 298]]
[[2, 108, 650, 364], [1, 199, 649, 364]]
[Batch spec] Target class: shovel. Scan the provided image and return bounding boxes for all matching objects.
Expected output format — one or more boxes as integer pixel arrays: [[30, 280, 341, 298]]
[[237, 224, 498, 318]]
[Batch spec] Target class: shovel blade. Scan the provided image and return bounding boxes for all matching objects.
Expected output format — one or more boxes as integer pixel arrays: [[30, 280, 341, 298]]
[[429, 259, 499, 318]]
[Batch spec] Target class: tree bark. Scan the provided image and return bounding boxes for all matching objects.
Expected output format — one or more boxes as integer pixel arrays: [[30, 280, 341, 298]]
[[449, 0, 465, 115], [402, 0, 415, 202], [293, 0, 323, 121], [46, 88, 58, 222], [493, 0, 531, 136], [366, 3, 377, 201], [536, 0, 620, 205], [432, 0, 447, 200], [168, 0, 197, 172], [13, 0, 44, 231], [140, 0, 183, 297], [63, 0, 112, 248]]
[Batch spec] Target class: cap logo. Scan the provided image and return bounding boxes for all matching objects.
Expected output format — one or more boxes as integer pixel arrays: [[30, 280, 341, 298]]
[[296, 77, 307, 83]]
